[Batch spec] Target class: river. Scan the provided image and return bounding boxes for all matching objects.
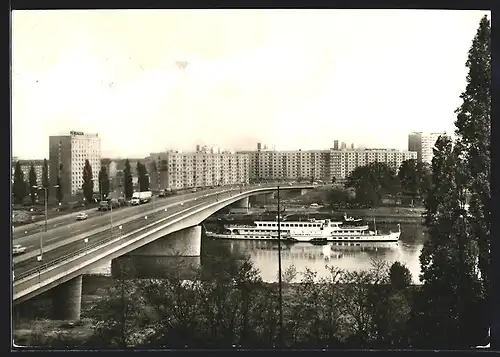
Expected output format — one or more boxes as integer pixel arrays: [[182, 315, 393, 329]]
[[88, 223, 427, 284]]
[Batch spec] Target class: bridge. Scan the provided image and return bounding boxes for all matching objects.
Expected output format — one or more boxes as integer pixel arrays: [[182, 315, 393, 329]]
[[12, 184, 314, 320]]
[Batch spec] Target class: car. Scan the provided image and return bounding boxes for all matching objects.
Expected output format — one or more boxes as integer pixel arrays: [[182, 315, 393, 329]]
[[76, 212, 88, 220], [13, 244, 26, 255]]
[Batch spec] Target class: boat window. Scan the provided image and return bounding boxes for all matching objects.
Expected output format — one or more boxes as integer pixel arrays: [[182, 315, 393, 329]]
[[356, 237, 359, 239], [299, 224, 303, 227]]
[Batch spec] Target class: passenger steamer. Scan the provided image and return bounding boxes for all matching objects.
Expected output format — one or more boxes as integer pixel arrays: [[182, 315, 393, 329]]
[[206, 215, 401, 243]]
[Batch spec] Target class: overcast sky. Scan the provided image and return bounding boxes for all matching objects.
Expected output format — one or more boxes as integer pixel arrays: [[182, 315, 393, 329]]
[[12, 9, 489, 159]]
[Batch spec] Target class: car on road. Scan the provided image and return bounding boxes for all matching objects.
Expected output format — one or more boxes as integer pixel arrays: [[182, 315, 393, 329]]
[[76, 212, 88, 220], [13, 244, 26, 255]]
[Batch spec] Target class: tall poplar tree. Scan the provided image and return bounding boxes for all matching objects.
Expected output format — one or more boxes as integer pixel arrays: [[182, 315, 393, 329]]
[[82, 159, 94, 203], [123, 159, 133, 200], [410, 16, 490, 348], [42, 158, 49, 200], [28, 163, 38, 205], [13, 161, 27, 204], [453, 15, 491, 311]]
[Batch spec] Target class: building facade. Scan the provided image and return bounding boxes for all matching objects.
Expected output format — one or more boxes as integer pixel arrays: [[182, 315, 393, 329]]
[[16, 159, 48, 186], [238, 143, 417, 183], [408, 132, 448, 164], [146, 147, 250, 191], [49, 131, 101, 197], [329, 148, 417, 181], [238, 147, 331, 183]]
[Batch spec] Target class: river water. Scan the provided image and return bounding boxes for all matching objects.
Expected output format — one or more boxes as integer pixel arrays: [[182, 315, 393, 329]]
[[88, 223, 427, 284], [203, 223, 426, 284]]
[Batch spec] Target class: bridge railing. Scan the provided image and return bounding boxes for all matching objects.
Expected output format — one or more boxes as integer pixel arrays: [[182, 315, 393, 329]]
[[14, 227, 117, 282], [13, 184, 311, 283]]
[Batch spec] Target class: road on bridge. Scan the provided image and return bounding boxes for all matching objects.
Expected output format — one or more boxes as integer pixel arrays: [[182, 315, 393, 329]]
[[13, 186, 277, 279], [12, 187, 238, 248]]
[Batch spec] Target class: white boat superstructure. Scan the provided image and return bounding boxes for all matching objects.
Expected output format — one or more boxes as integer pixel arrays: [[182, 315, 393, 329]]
[[205, 216, 401, 243]]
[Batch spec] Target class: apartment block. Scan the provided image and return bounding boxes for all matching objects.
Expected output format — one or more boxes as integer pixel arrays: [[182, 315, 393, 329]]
[[17, 159, 48, 186], [49, 131, 101, 197], [329, 148, 417, 181], [146, 147, 249, 191], [239, 143, 416, 183], [408, 132, 449, 164]]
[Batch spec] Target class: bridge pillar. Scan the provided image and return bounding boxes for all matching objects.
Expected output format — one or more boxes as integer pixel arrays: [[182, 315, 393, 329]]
[[112, 225, 202, 279], [234, 197, 249, 209], [51, 275, 82, 321], [265, 192, 275, 200]]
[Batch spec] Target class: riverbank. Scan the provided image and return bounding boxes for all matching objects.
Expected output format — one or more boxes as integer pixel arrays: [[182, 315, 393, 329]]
[[221, 206, 425, 224], [334, 206, 425, 224]]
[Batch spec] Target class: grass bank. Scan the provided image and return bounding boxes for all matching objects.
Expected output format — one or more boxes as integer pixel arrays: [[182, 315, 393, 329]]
[[333, 206, 425, 224]]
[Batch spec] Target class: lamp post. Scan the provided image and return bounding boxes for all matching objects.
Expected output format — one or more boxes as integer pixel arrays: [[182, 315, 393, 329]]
[[37, 255, 42, 283], [33, 184, 59, 259], [146, 173, 156, 217], [277, 185, 283, 347], [110, 197, 114, 238]]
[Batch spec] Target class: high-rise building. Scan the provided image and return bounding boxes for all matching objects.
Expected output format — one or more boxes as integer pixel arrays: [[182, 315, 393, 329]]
[[146, 148, 249, 191], [333, 140, 339, 150], [340, 142, 347, 150], [49, 131, 101, 197], [350, 143, 355, 149], [15, 159, 48, 186], [408, 132, 448, 164]]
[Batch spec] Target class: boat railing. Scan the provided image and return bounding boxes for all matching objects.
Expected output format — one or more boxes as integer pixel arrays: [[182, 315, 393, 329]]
[[339, 225, 370, 230], [226, 225, 257, 228]]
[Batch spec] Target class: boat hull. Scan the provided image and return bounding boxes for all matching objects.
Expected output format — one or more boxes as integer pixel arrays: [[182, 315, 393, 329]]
[[205, 232, 295, 241], [206, 231, 401, 243]]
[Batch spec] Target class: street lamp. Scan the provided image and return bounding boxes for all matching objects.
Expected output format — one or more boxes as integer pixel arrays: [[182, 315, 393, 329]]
[[33, 184, 59, 258], [276, 185, 284, 347], [37, 255, 42, 283]]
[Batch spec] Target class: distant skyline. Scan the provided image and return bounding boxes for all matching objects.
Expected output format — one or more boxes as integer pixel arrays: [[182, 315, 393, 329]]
[[12, 9, 489, 160]]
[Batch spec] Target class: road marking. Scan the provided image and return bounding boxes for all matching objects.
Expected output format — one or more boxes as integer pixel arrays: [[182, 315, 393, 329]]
[[91, 224, 99, 228], [47, 236, 61, 243]]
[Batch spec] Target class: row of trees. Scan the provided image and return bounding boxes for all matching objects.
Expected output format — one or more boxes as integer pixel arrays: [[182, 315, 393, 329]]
[[13, 158, 154, 205], [12, 159, 64, 204], [32, 244, 417, 349], [339, 159, 432, 207], [83, 159, 151, 203]]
